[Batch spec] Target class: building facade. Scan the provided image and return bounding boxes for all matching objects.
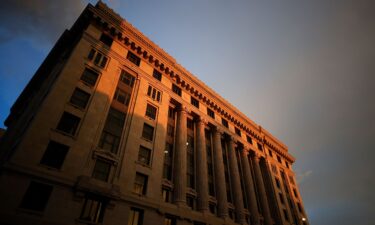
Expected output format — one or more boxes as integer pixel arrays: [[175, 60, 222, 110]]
[[0, 2, 309, 225]]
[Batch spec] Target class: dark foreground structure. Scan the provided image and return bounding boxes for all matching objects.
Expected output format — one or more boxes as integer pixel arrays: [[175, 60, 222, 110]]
[[0, 2, 309, 225]]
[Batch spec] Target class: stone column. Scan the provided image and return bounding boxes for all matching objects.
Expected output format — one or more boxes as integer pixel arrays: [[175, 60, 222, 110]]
[[196, 117, 209, 213], [251, 154, 273, 225], [212, 127, 228, 218], [173, 106, 188, 206], [227, 137, 246, 224], [240, 149, 261, 225]]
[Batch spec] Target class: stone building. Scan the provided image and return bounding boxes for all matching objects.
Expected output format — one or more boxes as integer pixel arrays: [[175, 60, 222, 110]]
[[0, 2, 309, 225]]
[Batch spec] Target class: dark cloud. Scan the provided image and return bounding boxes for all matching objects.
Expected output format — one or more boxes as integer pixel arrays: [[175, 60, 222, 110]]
[[0, 0, 87, 46]]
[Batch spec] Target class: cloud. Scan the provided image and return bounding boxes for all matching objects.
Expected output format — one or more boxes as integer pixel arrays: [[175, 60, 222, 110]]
[[0, 0, 87, 46]]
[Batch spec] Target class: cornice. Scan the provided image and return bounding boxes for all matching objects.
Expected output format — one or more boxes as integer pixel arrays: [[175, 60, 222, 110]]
[[89, 2, 294, 160]]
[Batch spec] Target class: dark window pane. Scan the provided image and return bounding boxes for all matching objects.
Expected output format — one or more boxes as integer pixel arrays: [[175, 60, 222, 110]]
[[138, 146, 151, 165], [191, 97, 199, 108], [222, 118, 228, 128], [81, 68, 99, 87], [142, 123, 154, 141], [257, 143, 263, 151], [40, 141, 69, 169], [126, 51, 141, 66], [246, 135, 253, 144], [134, 173, 148, 195], [99, 33, 113, 47], [113, 88, 131, 106], [92, 159, 111, 181], [80, 196, 107, 223], [153, 69, 162, 81], [120, 70, 135, 87], [56, 112, 80, 135], [19, 181, 53, 211], [172, 84, 181, 96], [70, 88, 90, 109], [235, 127, 241, 136], [207, 108, 215, 118], [128, 208, 144, 225], [145, 104, 157, 120]]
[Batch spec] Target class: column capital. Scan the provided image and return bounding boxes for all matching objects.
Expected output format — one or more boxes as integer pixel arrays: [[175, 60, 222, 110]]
[[176, 105, 189, 114], [214, 126, 224, 135], [197, 117, 208, 126]]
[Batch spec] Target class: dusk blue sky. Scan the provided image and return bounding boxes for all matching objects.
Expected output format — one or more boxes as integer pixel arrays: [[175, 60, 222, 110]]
[[0, 1, 374, 224]]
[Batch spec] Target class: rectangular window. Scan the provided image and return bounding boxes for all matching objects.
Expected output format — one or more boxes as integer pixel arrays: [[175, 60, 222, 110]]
[[120, 70, 136, 87], [235, 127, 241, 136], [289, 175, 295, 185], [138, 146, 151, 165], [246, 135, 253, 144], [163, 143, 173, 180], [275, 178, 281, 189], [293, 188, 298, 198], [147, 85, 161, 102], [187, 135, 195, 188], [99, 33, 113, 47], [186, 195, 195, 210], [113, 88, 131, 106], [164, 216, 176, 225], [191, 97, 199, 108], [145, 104, 157, 120], [80, 196, 107, 223], [172, 84, 181, 96], [134, 173, 148, 195], [279, 193, 285, 204], [168, 107, 175, 120], [99, 108, 126, 153], [285, 161, 290, 168], [127, 51, 141, 66], [209, 203, 216, 215], [80, 68, 99, 87], [92, 159, 111, 181], [128, 208, 144, 225], [277, 155, 282, 163], [162, 187, 172, 203], [207, 108, 215, 119], [167, 124, 174, 137], [222, 118, 228, 128], [19, 181, 53, 211], [88, 49, 108, 68], [40, 141, 69, 169], [56, 112, 80, 135], [283, 209, 289, 221], [257, 143, 263, 151], [70, 88, 90, 109], [153, 69, 162, 81], [142, 123, 154, 141]]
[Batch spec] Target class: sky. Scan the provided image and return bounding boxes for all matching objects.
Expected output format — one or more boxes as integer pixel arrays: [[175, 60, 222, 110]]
[[0, 0, 374, 224]]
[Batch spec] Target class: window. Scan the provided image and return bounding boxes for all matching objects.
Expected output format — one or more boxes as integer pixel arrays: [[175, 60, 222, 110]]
[[120, 70, 136, 87], [145, 104, 157, 120], [297, 203, 303, 213], [246, 135, 253, 144], [127, 51, 141, 66], [128, 208, 144, 225], [269, 150, 273, 157], [167, 124, 174, 137], [271, 164, 278, 174], [163, 143, 173, 180], [113, 88, 131, 106], [186, 195, 195, 210], [80, 196, 107, 223], [277, 155, 282, 163], [187, 118, 194, 130], [138, 146, 151, 165], [209, 203, 216, 214], [153, 69, 162, 81], [172, 84, 181, 96], [275, 178, 281, 189], [168, 107, 175, 120], [187, 135, 195, 188], [80, 68, 99, 87], [207, 108, 214, 119], [88, 49, 108, 68], [19, 181, 53, 211], [289, 175, 295, 185], [70, 88, 90, 109], [40, 141, 69, 169], [56, 112, 80, 135], [279, 193, 285, 204], [99, 108, 126, 153], [162, 187, 172, 203], [147, 85, 161, 102], [293, 188, 298, 198], [164, 216, 176, 225], [285, 161, 290, 168], [134, 173, 148, 195], [283, 209, 289, 221], [92, 159, 111, 181], [235, 127, 241, 136], [99, 33, 113, 47], [228, 208, 235, 220], [142, 123, 154, 141], [222, 118, 228, 128], [257, 143, 263, 151], [191, 96, 199, 108]]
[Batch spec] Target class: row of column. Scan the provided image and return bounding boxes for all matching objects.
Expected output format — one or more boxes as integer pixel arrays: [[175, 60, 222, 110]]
[[172, 106, 273, 225]]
